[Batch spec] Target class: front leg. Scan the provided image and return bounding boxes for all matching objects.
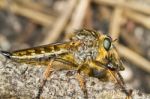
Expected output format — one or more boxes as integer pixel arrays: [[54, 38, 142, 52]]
[[93, 60, 132, 99], [107, 70, 132, 99]]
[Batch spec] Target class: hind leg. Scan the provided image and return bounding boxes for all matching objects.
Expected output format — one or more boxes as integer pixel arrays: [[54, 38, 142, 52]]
[[76, 72, 88, 99], [36, 59, 54, 99]]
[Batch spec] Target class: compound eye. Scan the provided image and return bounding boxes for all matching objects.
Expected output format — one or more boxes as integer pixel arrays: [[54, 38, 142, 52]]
[[103, 38, 111, 51]]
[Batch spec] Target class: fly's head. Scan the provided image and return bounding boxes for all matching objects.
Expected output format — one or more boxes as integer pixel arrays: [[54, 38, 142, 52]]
[[97, 35, 125, 71]]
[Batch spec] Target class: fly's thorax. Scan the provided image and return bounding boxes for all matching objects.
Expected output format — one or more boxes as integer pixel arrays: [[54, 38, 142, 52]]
[[72, 44, 99, 64], [70, 29, 100, 64]]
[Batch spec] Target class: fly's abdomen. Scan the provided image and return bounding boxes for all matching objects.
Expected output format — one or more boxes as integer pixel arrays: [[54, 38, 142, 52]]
[[1, 43, 69, 64], [0, 51, 12, 59]]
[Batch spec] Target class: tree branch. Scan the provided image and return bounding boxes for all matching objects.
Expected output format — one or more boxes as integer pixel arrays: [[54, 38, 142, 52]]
[[0, 59, 149, 99]]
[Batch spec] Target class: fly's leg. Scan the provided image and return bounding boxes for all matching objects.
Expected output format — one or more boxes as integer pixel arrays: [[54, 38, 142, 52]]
[[36, 59, 54, 99], [36, 58, 78, 99], [116, 71, 132, 99], [107, 70, 132, 99], [76, 61, 108, 99], [93, 61, 132, 98], [75, 65, 89, 99], [55, 58, 88, 98], [76, 72, 88, 99]]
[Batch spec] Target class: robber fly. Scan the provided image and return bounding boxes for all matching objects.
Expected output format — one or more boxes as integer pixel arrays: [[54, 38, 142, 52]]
[[0, 29, 132, 99]]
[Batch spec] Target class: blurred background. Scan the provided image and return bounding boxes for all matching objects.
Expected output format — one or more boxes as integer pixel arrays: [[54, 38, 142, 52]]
[[0, 0, 150, 94]]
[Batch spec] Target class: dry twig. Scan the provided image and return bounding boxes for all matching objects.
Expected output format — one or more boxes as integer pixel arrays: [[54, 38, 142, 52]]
[[41, 0, 77, 44], [65, 0, 91, 38], [118, 44, 150, 73], [124, 10, 150, 29], [93, 0, 150, 15], [0, 0, 55, 26], [109, 0, 124, 39], [14, 0, 57, 16], [120, 31, 143, 55]]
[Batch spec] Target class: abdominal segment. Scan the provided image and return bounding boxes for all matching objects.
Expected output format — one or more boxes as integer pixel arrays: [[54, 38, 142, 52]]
[[10, 43, 69, 64]]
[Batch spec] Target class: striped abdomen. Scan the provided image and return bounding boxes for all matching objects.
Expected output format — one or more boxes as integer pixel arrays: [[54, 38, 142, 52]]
[[1, 42, 70, 64]]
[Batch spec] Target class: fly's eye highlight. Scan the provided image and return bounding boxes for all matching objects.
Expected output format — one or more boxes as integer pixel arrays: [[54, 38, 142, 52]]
[[103, 38, 111, 51]]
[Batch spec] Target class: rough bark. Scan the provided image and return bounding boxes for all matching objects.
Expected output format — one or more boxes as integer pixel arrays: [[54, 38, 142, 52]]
[[0, 57, 149, 99]]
